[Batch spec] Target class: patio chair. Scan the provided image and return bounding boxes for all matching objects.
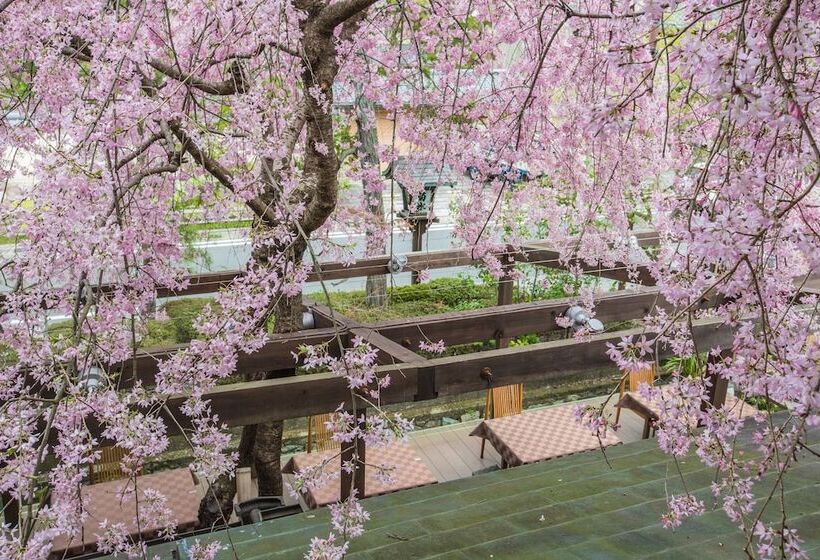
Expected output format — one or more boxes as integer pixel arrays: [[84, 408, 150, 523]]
[[89, 445, 129, 484], [480, 384, 524, 458], [307, 413, 339, 453], [614, 364, 657, 424], [235, 466, 255, 504]]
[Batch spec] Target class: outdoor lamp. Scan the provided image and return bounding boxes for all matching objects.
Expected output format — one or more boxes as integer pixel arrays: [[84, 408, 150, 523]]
[[563, 306, 604, 334], [386, 157, 454, 219], [388, 254, 408, 274], [79, 365, 103, 393], [398, 182, 439, 218]]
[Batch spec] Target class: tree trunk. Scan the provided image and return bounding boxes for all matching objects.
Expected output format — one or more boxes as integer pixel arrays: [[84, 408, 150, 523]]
[[253, 419, 285, 496], [195, 1, 375, 526], [197, 242, 304, 526], [198, 423, 256, 527], [355, 82, 387, 307], [249, 242, 304, 499]]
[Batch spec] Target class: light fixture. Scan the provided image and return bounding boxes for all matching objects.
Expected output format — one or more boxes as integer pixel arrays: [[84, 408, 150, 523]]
[[563, 306, 604, 334], [388, 254, 408, 274], [397, 182, 439, 218], [302, 311, 316, 329], [79, 365, 103, 393], [385, 157, 455, 219]]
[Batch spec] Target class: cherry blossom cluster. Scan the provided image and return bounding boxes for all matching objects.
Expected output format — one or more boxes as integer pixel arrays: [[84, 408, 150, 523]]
[[296, 338, 413, 557], [0, 0, 816, 558]]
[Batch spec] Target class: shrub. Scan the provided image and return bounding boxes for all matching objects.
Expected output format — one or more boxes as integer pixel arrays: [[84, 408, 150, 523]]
[[389, 277, 493, 307], [164, 298, 214, 342], [143, 297, 215, 346]]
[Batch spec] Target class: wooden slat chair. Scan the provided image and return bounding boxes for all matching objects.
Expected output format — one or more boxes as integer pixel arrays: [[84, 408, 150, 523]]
[[307, 413, 340, 453], [614, 364, 657, 424], [89, 446, 129, 484], [480, 384, 524, 458], [235, 466, 255, 504]]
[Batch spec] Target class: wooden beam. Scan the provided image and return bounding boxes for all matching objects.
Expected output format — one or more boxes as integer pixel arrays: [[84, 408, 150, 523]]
[[108, 286, 712, 398], [0, 233, 664, 308], [2, 238, 659, 311], [115, 289, 665, 390], [340, 408, 366, 502], [373, 288, 663, 349], [798, 272, 820, 296], [703, 351, 730, 414], [349, 327, 426, 365], [308, 302, 358, 329], [518, 242, 655, 285], [163, 315, 736, 428], [308, 247, 487, 283], [425, 318, 734, 398], [111, 327, 343, 389], [155, 271, 239, 298], [162, 367, 419, 430], [496, 262, 515, 348], [633, 230, 660, 247], [310, 302, 426, 364], [148, 236, 657, 296]]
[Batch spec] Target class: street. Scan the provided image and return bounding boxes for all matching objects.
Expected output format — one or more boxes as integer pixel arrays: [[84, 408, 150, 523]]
[[186, 222, 478, 293]]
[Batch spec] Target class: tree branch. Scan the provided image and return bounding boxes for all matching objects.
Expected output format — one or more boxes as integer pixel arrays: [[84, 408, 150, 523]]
[[116, 132, 164, 170], [222, 40, 302, 61], [147, 59, 249, 95], [261, 103, 307, 186], [316, 0, 380, 31], [169, 123, 279, 224], [123, 159, 181, 189], [563, 7, 644, 18]]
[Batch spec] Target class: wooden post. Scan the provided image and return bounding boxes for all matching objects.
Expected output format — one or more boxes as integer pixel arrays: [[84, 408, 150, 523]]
[[701, 352, 730, 420], [1, 492, 18, 529], [340, 407, 366, 501], [496, 262, 514, 348], [410, 219, 428, 284]]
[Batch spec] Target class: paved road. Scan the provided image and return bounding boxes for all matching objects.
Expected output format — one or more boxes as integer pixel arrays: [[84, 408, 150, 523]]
[[0, 223, 478, 300], [186, 223, 478, 293]]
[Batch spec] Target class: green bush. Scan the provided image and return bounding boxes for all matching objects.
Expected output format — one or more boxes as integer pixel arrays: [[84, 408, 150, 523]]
[[741, 394, 785, 412], [142, 319, 179, 347], [513, 266, 587, 302], [309, 277, 496, 323], [144, 298, 216, 346], [509, 334, 540, 347], [453, 299, 485, 311], [389, 277, 493, 307], [167, 299, 212, 342], [661, 353, 707, 379]]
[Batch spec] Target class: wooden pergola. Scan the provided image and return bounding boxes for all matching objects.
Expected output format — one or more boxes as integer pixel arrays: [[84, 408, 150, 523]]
[[88, 235, 788, 503]]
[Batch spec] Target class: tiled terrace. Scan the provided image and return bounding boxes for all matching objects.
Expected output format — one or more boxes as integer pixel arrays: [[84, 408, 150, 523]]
[[262, 396, 649, 511]]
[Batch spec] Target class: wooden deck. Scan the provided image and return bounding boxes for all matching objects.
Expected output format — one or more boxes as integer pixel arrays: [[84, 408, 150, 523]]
[[403, 396, 647, 483], [275, 396, 648, 509]]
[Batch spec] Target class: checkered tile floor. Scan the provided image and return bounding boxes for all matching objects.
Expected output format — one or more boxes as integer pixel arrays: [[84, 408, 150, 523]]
[[470, 405, 622, 468], [283, 441, 437, 508], [51, 467, 199, 555]]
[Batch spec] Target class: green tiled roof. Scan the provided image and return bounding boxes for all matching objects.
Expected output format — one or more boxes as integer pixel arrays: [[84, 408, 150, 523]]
[[134, 422, 820, 559]]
